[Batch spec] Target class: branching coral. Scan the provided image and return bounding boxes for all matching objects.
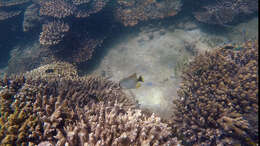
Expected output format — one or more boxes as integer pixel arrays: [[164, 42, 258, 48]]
[[172, 40, 258, 145], [1, 63, 182, 145], [115, 0, 182, 26], [39, 20, 70, 45], [0, 75, 42, 145], [35, 0, 110, 66], [25, 61, 79, 79], [39, 0, 76, 19], [52, 101, 180, 145], [193, 0, 258, 25]]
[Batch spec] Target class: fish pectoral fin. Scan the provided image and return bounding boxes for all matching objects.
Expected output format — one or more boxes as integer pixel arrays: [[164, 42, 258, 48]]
[[136, 82, 141, 88]]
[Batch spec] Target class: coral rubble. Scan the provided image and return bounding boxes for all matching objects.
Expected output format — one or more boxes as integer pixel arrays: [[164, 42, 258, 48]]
[[0, 62, 180, 145], [172, 40, 258, 145]]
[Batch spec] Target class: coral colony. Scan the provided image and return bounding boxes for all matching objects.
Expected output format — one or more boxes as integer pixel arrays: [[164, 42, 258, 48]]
[[0, 0, 259, 145], [0, 41, 258, 145]]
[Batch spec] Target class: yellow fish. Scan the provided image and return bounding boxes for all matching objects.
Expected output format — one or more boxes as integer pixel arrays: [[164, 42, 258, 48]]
[[119, 73, 144, 89]]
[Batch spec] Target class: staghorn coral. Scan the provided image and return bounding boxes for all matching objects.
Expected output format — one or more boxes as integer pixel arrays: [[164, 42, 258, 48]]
[[115, 0, 182, 26], [52, 101, 180, 146], [172, 40, 258, 145], [0, 62, 181, 145], [39, 20, 70, 45], [0, 75, 43, 145], [193, 0, 258, 25]]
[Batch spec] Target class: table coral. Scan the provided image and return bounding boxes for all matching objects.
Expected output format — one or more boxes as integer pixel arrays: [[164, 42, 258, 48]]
[[39, 0, 76, 19], [115, 0, 182, 26], [0, 0, 30, 21], [193, 0, 258, 25]]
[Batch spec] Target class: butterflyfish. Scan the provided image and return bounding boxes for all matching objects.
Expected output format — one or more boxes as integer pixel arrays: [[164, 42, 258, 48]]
[[119, 73, 144, 89]]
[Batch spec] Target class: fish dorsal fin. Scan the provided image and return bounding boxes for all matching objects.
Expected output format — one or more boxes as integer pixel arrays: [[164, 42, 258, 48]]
[[128, 73, 137, 79]]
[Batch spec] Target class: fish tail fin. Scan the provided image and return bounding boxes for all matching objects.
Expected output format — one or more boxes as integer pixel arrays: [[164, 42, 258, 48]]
[[136, 82, 141, 88], [137, 76, 144, 82]]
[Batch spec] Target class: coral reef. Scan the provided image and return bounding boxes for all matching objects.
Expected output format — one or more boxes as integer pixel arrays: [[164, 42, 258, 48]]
[[25, 61, 78, 79], [74, 0, 109, 18], [6, 43, 57, 74], [193, 0, 258, 25], [39, 0, 76, 19], [0, 0, 30, 21], [50, 101, 180, 145], [0, 62, 181, 145], [39, 20, 70, 45], [172, 40, 258, 145], [46, 31, 105, 64], [35, 0, 110, 64], [0, 10, 21, 20], [23, 3, 43, 32], [65, 34, 104, 64], [115, 0, 182, 26]]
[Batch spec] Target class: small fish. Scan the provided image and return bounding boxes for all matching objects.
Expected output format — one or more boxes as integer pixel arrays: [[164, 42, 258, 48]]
[[45, 69, 54, 73], [119, 73, 144, 89]]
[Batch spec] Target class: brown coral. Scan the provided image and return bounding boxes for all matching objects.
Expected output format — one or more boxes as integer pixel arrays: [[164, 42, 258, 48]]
[[0, 62, 182, 145], [172, 40, 258, 145], [75, 0, 109, 18], [115, 0, 182, 26], [39, 20, 70, 45], [52, 101, 180, 145], [39, 0, 76, 18], [0, 75, 43, 145], [69, 35, 104, 63]]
